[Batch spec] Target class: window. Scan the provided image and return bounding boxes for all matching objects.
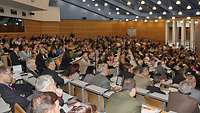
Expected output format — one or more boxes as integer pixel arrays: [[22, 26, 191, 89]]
[[0, 7, 4, 13], [11, 9, 17, 15]]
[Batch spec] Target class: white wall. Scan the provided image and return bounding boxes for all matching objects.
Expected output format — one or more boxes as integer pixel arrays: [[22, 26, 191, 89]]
[[32, 7, 60, 21], [12, 0, 49, 10], [0, 5, 60, 21], [0, 4, 32, 19]]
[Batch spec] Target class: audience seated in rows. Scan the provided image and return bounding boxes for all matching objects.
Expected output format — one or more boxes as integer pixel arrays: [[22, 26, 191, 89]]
[[0, 34, 200, 113]]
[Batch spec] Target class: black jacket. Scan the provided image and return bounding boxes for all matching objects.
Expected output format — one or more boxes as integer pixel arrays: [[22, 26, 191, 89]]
[[10, 51, 21, 65], [0, 83, 30, 110], [35, 53, 47, 73], [59, 50, 72, 70]]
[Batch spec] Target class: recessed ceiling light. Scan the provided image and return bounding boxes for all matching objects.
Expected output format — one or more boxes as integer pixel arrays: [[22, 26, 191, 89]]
[[187, 16, 191, 20], [163, 11, 167, 15], [87, 4, 90, 6], [16, 23, 19, 25], [172, 16, 176, 19], [116, 7, 120, 10], [141, 1, 145, 4], [117, 11, 120, 15], [98, 8, 101, 11], [104, 3, 108, 6], [144, 19, 148, 22], [82, 0, 86, 2], [199, 1, 200, 5], [126, 12, 130, 15], [153, 6, 157, 10], [94, 3, 98, 7], [178, 11, 182, 15], [139, 6, 142, 10], [158, 16, 162, 19], [168, 6, 173, 10], [155, 20, 158, 22], [136, 16, 139, 18], [127, 1, 131, 5], [157, 0, 162, 5], [187, 5, 192, 10], [149, 11, 153, 15], [196, 11, 200, 15], [176, 0, 181, 5], [108, 12, 111, 15], [146, 16, 150, 19], [126, 19, 129, 21], [134, 19, 138, 21], [92, 0, 95, 1], [3, 23, 7, 26]]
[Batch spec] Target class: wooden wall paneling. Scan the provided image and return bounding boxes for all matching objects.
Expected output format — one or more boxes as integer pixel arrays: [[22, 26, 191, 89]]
[[0, 19, 166, 42]]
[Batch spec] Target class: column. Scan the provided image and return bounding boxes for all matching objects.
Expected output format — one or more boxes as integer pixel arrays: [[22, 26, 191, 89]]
[[190, 19, 195, 49], [172, 20, 177, 45], [165, 21, 169, 45], [181, 20, 186, 46]]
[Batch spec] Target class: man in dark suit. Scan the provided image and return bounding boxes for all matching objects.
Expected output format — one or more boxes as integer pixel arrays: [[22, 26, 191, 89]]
[[0, 67, 30, 110], [168, 80, 200, 113], [59, 49, 72, 70], [35, 48, 48, 74], [10, 45, 27, 72]]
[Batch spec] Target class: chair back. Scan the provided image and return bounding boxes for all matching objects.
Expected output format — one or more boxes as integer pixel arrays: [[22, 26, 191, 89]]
[[144, 96, 164, 110], [14, 103, 26, 113]]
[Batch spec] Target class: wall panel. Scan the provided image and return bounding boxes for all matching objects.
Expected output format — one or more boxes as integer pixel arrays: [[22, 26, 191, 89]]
[[0, 19, 165, 42]]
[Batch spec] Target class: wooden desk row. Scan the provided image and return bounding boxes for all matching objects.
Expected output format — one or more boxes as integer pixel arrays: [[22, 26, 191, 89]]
[[62, 79, 169, 112], [136, 87, 168, 102], [20, 72, 169, 112], [62, 79, 115, 112]]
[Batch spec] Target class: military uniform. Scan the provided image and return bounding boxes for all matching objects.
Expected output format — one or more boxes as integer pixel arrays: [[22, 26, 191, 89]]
[[106, 90, 141, 113]]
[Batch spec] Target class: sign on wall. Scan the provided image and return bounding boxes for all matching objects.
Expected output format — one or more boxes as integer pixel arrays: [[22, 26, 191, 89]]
[[127, 28, 136, 37]]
